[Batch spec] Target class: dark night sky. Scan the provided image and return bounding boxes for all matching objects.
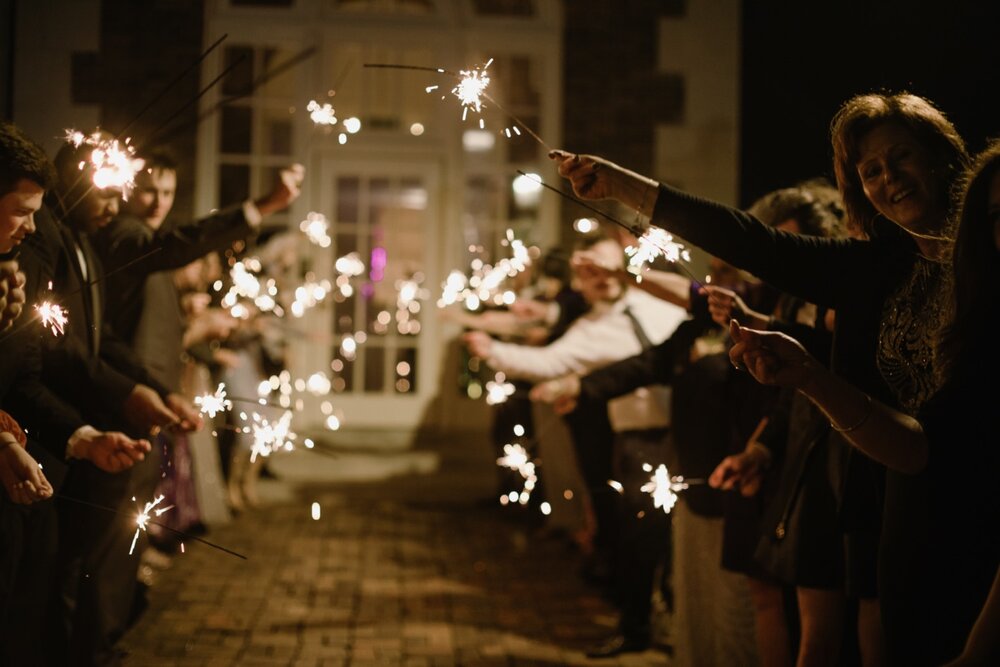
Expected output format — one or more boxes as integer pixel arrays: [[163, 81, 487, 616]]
[[739, 0, 1000, 206]]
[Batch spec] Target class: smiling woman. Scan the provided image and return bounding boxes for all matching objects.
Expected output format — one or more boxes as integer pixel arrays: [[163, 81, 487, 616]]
[[549, 90, 971, 664]]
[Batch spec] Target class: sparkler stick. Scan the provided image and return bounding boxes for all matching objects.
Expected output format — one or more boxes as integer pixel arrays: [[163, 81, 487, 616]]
[[56, 35, 233, 221], [515, 170, 703, 286], [119, 33, 229, 138], [54, 492, 247, 560], [153, 46, 318, 144]]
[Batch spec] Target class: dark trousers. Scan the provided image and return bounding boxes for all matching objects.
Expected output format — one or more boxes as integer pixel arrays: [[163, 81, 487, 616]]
[[56, 444, 162, 667], [0, 493, 60, 667], [564, 408, 618, 552], [613, 428, 672, 637]]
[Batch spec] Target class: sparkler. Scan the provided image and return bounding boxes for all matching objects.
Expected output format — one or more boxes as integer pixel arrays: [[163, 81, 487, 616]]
[[436, 229, 532, 310], [625, 228, 691, 277], [363, 59, 549, 149], [639, 463, 704, 515], [194, 383, 233, 418], [54, 492, 246, 560], [516, 170, 702, 286], [485, 372, 516, 405], [249, 410, 296, 462], [35, 300, 68, 336], [496, 439, 539, 507], [299, 212, 332, 248], [130, 494, 173, 555], [65, 129, 145, 200], [306, 100, 338, 126]]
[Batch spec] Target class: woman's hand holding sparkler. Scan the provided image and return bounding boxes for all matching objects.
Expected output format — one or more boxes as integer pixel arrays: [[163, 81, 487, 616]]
[[728, 320, 818, 390], [0, 434, 53, 504], [703, 286, 768, 329], [529, 374, 580, 416], [462, 330, 493, 359], [122, 384, 182, 434], [165, 393, 204, 432], [548, 150, 659, 220], [709, 446, 770, 497], [69, 429, 151, 473], [254, 163, 306, 217]]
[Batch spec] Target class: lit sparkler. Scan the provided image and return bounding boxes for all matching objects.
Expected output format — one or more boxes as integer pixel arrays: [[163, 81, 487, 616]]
[[306, 100, 337, 126], [35, 300, 68, 336], [65, 128, 144, 199], [452, 58, 492, 121], [299, 212, 332, 248], [625, 228, 691, 276], [639, 463, 691, 515], [485, 372, 516, 405], [130, 494, 173, 555], [194, 383, 232, 418], [249, 410, 296, 462], [496, 425, 540, 507], [436, 229, 532, 310]]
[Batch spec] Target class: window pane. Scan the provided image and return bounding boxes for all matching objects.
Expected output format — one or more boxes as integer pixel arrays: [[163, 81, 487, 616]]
[[395, 347, 416, 393], [364, 345, 385, 392], [336, 177, 360, 223], [220, 105, 252, 154], [222, 46, 255, 96], [219, 164, 250, 204], [463, 175, 500, 254], [261, 108, 293, 155], [259, 47, 298, 99]]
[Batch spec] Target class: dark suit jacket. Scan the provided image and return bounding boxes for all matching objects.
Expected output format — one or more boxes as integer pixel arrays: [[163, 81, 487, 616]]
[[3, 204, 169, 451], [93, 205, 253, 345]]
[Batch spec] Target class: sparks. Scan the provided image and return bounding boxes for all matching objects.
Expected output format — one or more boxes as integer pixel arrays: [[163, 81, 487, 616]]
[[194, 383, 232, 418], [299, 212, 332, 248], [625, 227, 691, 276], [496, 439, 539, 507], [130, 494, 173, 555], [35, 301, 69, 336], [65, 129, 144, 199], [639, 463, 691, 515], [249, 410, 296, 462], [485, 372, 516, 405], [306, 100, 337, 126], [451, 59, 492, 121]]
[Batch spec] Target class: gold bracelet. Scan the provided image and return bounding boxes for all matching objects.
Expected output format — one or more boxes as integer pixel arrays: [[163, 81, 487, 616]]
[[832, 393, 873, 433]]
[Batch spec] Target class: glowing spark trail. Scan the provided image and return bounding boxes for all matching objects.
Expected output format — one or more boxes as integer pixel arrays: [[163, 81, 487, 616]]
[[640, 463, 692, 515], [35, 301, 68, 336], [485, 372, 516, 405], [300, 212, 331, 247], [65, 129, 144, 199], [194, 383, 232, 418], [452, 58, 492, 121], [306, 100, 337, 126], [625, 228, 691, 276], [130, 494, 173, 555]]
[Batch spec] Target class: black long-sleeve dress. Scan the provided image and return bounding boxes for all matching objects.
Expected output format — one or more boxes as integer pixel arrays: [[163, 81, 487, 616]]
[[648, 183, 952, 597]]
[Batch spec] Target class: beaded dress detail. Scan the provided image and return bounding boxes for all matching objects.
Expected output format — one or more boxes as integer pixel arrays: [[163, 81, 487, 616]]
[[877, 255, 950, 415]]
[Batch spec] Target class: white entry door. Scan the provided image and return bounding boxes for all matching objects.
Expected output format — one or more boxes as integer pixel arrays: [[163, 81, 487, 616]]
[[305, 155, 444, 430]]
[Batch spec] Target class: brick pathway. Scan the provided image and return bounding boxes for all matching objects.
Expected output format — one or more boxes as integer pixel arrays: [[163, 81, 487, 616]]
[[119, 438, 673, 666]]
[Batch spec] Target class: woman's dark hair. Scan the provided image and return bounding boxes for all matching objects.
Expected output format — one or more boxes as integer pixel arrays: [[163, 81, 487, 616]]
[[0, 121, 55, 195], [830, 92, 970, 237], [747, 178, 847, 239], [936, 139, 1000, 381]]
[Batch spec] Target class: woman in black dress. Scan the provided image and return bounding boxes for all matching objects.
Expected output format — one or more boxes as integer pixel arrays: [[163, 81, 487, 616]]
[[726, 139, 1000, 665], [551, 92, 970, 666]]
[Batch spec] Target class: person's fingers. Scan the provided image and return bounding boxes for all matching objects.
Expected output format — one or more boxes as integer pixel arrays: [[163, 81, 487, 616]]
[[708, 460, 730, 488], [729, 319, 744, 342], [548, 149, 573, 161], [741, 475, 762, 498]]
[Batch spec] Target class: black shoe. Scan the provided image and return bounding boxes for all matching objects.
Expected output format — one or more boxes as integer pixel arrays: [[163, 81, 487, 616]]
[[584, 634, 650, 658]]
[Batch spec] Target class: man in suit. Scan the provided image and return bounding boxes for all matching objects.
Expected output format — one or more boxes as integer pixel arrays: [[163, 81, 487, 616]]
[[13, 130, 208, 666], [0, 122, 160, 666], [90, 148, 302, 645]]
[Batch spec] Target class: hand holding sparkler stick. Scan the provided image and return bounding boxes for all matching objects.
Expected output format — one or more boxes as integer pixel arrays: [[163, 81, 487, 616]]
[[0, 434, 53, 504], [255, 164, 306, 217], [68, 429, 152, 473], [517, 170, 702, 286]]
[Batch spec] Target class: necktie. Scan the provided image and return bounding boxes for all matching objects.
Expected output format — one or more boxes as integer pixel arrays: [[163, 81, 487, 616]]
[[74, 234, 101, 356], [623, 305, 652, 351]]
